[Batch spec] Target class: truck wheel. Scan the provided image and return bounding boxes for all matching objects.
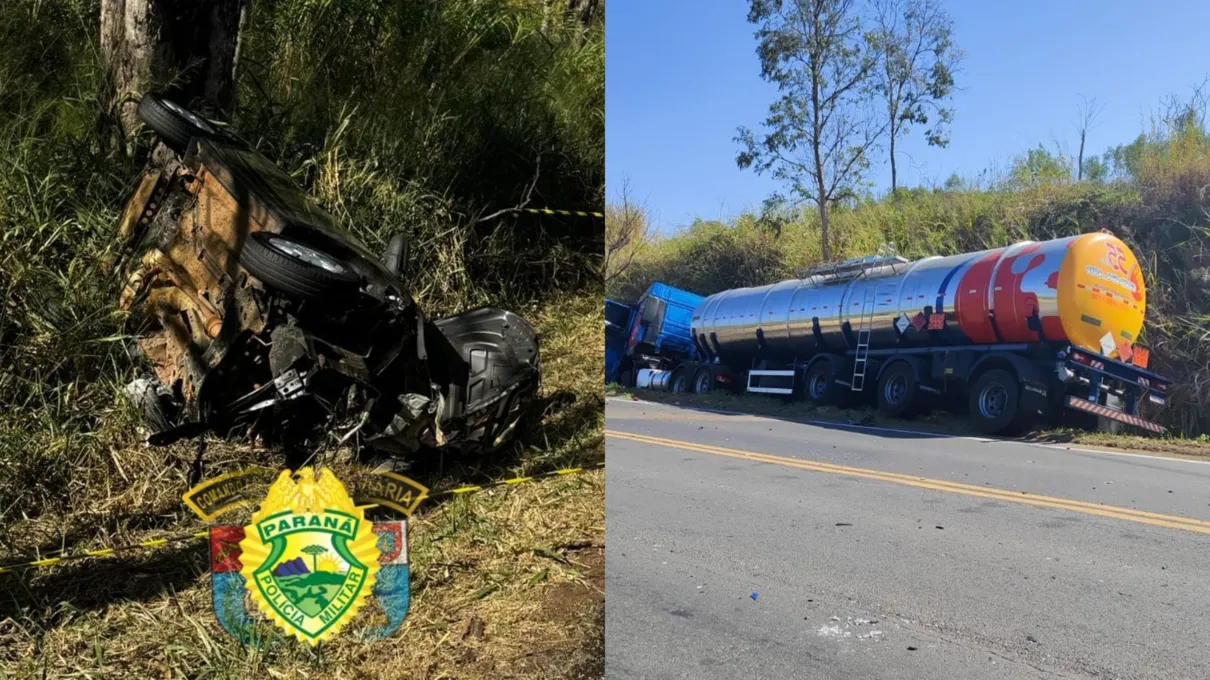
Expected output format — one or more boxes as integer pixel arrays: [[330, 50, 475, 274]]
[[804, 361, 838, 405], [968, 368, 1031, 435], [692, 367, 713, 394], [877, 362, 919, 418], [136, 93, 219, 154], [670, 368, 691, 393], [618, 368, 634, 388], [240, 232, 361, 299]]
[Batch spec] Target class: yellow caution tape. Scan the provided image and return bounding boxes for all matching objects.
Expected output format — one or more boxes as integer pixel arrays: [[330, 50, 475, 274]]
[[520, 208, 604, 218], [0, 462, 603, 575]]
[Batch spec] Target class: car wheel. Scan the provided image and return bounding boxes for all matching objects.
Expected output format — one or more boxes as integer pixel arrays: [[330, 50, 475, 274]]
[[136, 93, 219, 154], [240, 232, 361, 299], [692, 367, 713, 394]]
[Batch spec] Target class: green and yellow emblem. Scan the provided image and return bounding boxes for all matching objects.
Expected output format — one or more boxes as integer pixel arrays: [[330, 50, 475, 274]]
[[239, 467, 380, 645]]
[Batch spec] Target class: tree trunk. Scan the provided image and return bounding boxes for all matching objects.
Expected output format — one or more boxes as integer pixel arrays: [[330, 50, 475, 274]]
[[1077, 132, 1086, 181], [817, 198, 831, 262], [566, 0, 601, 26], [101, 0, 247, 140], [889, 130, 898, 194]]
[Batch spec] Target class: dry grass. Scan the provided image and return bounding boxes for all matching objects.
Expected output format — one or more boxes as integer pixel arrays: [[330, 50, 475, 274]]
[[0, 292, 604, 680]]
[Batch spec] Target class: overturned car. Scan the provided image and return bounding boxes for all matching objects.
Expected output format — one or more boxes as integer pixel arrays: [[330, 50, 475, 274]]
[[116, 93, 541, 467]]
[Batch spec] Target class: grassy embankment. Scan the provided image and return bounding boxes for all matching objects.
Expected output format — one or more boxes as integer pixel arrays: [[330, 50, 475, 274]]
[[0, 0, 604, 677]]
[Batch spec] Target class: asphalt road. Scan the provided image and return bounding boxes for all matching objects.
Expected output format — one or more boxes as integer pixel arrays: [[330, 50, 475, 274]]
[[605, 397, 1210, 680]]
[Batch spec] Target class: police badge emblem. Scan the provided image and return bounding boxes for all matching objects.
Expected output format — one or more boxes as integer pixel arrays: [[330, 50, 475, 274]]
[[238, 467, 380, 645], [187, 465, 425, 645]]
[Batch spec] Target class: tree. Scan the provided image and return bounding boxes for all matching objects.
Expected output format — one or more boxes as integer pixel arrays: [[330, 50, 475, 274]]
[[567, 0, 602, 27], [300, 545, 329, 573], [101, 0, 249, 140], [603, 177, 652, 284], [869, 0, 961, 193], [1006, 145, 1070, 190], [1082, 155, 1108, 183], [736, 0, 882, 261], [1072, 95, 1105, 181]]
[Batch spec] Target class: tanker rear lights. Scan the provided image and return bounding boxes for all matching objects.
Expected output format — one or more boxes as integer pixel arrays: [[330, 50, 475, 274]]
[[716, 375, 732, 385]]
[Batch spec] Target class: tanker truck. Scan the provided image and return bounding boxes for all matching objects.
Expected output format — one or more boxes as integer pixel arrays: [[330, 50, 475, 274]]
[[640, 231, 1173, 435]]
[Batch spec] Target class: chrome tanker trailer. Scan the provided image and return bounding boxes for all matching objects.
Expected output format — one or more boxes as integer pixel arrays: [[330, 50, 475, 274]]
[[650, 231, 1172, 435]]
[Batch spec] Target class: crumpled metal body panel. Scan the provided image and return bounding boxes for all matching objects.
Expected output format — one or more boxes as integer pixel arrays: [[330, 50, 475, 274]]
[[117, 134, 540, 457]]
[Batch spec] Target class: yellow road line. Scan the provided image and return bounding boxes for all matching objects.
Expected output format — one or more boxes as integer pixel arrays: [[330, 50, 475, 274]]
[[606, 430, 1210, 536]]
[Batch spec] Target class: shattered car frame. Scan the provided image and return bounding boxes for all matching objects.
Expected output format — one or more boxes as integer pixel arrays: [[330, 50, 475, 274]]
[[117, 93, 541, 466]]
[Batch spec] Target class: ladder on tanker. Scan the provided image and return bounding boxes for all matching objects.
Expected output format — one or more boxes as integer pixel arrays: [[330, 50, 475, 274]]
[[850, 243, 896, 392]]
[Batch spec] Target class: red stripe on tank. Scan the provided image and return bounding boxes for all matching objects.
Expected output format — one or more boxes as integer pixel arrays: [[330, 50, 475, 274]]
[[954, 251, 1001, 343]]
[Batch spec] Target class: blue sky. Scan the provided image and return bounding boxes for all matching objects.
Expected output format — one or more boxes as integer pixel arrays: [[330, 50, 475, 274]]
[[606, 0, 1210, 232]]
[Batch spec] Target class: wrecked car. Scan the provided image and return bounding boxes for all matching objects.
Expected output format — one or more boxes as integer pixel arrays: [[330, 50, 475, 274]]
[[116, 93, 541, 468]]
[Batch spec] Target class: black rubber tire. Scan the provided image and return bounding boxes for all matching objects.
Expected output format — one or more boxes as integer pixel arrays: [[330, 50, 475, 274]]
[[240, 232, 361, 299], [877, 362, 920, 418], [670, 368, 690, 394], [968, 368, 1029, 435], [618, 368, 634, 388], [692, 367, 713, 394], [136, 93, 219, 153], [804, 361, 839, 405]]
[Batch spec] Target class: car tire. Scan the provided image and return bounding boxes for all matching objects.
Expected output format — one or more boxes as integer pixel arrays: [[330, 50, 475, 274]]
[[240, 232, 361, 299], [136, 93, 219, 154], [692, 366, 713, 394]]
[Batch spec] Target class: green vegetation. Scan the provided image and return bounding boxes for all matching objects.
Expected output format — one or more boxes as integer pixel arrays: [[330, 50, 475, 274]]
[[0, 0, 603, 676], [610, 92, 1210, 437]]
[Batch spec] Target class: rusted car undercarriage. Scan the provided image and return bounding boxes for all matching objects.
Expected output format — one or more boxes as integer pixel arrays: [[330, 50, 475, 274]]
[[116, 94, 541, 468]]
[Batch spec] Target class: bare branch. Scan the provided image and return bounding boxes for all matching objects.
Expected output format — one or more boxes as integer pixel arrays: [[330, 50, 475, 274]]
[[603, 176, 653, 283], [474, 154, 542, 223]]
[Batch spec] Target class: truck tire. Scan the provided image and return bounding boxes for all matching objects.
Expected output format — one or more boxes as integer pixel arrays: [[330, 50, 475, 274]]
[[618, 367, 634, 388], [136, 93, 219, 154], [804, 361, 840, 405], [240, 232, 361, 300], [692, 366, 713, 394], [968, 368, 1032, 435], [670, 367, 691, 393], [877, 362, 919, 418]]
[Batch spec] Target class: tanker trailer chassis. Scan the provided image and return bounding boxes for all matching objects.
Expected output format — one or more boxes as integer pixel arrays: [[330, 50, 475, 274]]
[[664, 340, 1170, 435], [653, 236, 1174, 436]]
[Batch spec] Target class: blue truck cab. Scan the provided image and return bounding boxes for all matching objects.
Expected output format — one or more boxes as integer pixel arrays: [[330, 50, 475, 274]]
[[604, 282, 704, 386]]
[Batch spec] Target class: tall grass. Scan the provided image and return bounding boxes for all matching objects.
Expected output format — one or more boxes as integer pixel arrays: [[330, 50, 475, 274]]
[[611, 127, 1210, 436]]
